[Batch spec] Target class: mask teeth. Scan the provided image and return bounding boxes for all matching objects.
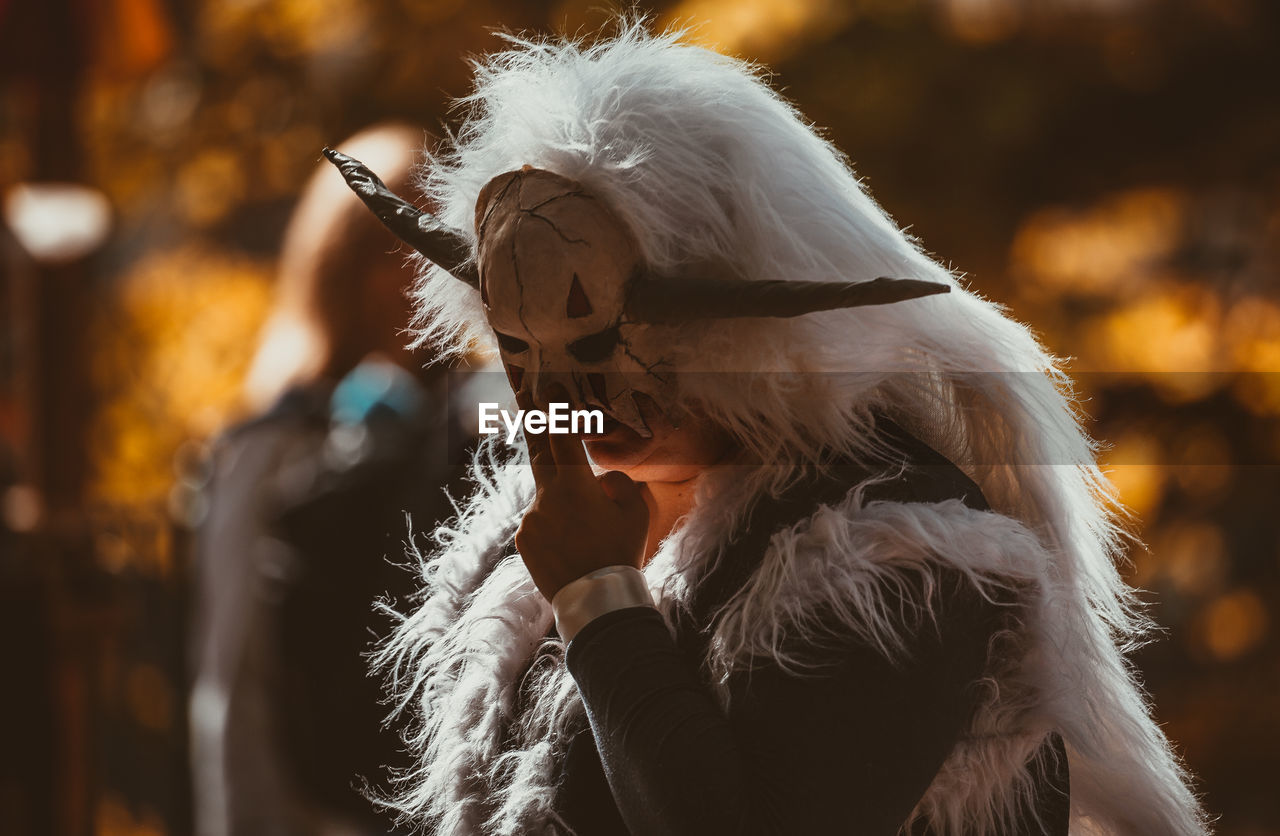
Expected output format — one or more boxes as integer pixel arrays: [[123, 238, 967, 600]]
[[630, 419, 654, 439], [587, 372, 611, 409], [578, 393, 612, 427], [606, 389, 651, 439], [505, 364, 524, 391], [627, 391, 655, 439], [627, 419, 654, 439], [564, 373, 624, 435]]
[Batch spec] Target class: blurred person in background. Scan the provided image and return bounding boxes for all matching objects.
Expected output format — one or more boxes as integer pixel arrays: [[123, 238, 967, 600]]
[[187, 123, 480, 836]]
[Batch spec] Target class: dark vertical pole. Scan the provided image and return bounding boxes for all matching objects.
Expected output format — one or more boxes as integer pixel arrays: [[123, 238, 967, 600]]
[[1, 0, 96, 833]]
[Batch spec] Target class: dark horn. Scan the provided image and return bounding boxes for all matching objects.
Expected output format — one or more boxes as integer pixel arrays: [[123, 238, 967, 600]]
[[322, 147, 479, 288], [624, 275, 950, 324]]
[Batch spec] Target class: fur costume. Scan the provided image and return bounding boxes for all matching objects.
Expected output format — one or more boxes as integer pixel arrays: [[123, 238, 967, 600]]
[[365, 22, 1210, 836]]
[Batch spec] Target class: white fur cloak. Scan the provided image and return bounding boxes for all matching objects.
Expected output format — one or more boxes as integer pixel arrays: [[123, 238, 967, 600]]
[[373, 437, 1209, 836]]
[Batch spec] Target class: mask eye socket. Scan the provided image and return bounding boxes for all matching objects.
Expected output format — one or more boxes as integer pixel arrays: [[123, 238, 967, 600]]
[[494, 330, 529, 354], [567, 326, 621, 363]]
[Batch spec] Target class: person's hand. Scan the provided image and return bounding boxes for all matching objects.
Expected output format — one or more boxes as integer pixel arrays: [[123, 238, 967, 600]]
[[514, 394, 649, 601]]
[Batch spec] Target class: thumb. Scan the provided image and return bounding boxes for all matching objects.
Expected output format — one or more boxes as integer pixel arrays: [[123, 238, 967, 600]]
[[598, 470, 643, 506]]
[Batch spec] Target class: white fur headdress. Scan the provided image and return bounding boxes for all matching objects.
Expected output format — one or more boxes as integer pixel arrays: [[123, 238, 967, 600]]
[[375, 19, 1210, 835]]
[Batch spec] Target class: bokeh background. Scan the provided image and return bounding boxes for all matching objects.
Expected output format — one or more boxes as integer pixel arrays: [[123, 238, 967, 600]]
[[1, 0, 1277, 833]]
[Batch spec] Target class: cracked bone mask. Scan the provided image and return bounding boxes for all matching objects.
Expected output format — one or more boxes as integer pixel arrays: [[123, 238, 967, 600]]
[[475, 168, 676, 438]]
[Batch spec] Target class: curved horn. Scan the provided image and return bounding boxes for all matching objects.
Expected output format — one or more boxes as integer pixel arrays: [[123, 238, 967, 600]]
[[321, 147, 479, 288], [624, 275, 950, 324]]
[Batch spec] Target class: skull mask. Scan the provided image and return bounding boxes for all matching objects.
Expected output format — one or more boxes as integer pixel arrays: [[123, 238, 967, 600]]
[[320, 147, 952, 439], [475, 168, 675, 438]]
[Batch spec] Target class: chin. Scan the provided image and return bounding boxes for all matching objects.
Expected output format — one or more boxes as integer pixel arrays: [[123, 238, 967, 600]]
[[584, 420, 723, 485], [584, 428, 658, 476], [594, 457, 707, 485]]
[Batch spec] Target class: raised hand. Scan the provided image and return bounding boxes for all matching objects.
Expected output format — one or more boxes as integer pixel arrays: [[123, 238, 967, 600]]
[[514, 392, 650, 601]]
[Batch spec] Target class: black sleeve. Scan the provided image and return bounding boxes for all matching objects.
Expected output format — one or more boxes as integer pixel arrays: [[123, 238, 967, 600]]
[[564, 574, 997, 836]]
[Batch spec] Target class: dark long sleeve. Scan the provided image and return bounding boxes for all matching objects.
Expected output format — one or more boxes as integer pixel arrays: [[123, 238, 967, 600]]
[[563, 571, 1000, 836]]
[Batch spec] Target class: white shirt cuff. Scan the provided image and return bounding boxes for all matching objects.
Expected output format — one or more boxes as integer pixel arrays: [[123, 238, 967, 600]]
[[551, 565, 655, 642]]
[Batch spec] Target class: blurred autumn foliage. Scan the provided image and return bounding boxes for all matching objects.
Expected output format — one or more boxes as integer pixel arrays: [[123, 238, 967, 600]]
[[1, 0, 1277, 834]]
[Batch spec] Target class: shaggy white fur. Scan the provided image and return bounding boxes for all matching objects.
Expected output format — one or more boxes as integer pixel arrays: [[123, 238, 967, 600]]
[[375, 19, 1210, 836]]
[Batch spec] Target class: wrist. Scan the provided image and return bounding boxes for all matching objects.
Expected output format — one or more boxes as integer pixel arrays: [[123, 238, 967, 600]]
[[551, 565, 654, 642]]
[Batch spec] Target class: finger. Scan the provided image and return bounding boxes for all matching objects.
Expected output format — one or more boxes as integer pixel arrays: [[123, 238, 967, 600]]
[[517, 389, 555, 487], [528, 432, 554, 487], [598, 470, 644, 507], [549, 430, 599, 493], [548, 428, 591, 472], [541, 384, 592, 481]]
